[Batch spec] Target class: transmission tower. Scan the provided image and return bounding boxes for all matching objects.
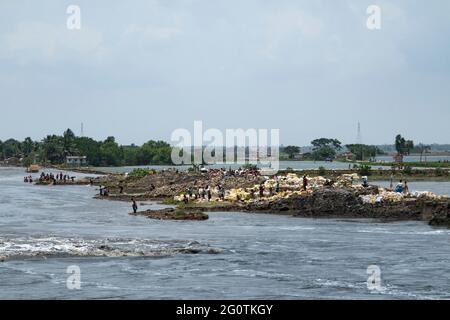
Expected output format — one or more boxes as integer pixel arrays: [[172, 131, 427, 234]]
[[356, 122, 362, 144]]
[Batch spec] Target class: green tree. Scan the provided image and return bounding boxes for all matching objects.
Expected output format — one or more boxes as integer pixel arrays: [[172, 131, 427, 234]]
[[346, 144, 383, 161], [62, 129, 77, 157], [21, 137, 36, 156], [311, 138, 342, 161], [283, 145, 301, 159], [41, 135, 64, 164], [100, 136, 123, 166], [311, 138, 342, 150], [122, 145, 139, 166], [137, 140, 172, 165], [2, 139, 22, 159], [74, 137, 102, 166], [395, 134, 414, 156]]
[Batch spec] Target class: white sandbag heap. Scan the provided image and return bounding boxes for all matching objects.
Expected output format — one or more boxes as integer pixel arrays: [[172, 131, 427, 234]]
[[360, 191, 403, 204], [359, 188, 448, 204], [335, 173, 359, 188]]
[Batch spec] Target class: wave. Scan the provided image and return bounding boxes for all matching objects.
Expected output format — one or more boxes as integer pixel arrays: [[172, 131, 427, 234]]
[[0, 236, 222, 262], [356, 228, 450, 236]]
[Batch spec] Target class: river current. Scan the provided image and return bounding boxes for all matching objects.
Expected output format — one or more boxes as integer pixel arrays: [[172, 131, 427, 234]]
[[1, 167, 449, 299]]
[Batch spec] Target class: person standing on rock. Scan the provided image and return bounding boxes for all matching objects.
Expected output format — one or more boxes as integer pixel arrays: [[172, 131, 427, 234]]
[[206, 186, 212, 201], [218, 185, 225, 200], [362, 176, 369, 188], [403, 181, 409, 194], [259, 183, 265, 198], [131, 198, 138, 213], [302, 175, 308, 191], [395, 180, 404, 193]]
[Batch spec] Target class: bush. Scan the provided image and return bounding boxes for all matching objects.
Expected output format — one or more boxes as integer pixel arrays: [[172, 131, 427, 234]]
[[358, 164, 372, 176], [403, 166, 412, 175], [435, 167, 445, 176], [128, 168, 156, 178], [161, 197, 182, 205], [318, 166, 326, 176]]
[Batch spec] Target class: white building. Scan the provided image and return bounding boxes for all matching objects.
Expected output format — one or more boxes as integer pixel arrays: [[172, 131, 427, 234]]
[[66, 156, 87, 166]]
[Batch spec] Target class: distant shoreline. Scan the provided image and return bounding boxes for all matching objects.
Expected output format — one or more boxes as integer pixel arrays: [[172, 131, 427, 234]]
[[3, 162, 450, 182]]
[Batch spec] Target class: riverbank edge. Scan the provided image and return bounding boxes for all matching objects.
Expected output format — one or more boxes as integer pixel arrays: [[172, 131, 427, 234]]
[[94, 189, 450, 227]]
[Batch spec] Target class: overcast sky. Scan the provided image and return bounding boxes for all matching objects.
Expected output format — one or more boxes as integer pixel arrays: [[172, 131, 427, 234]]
[[1, 0, 449, 146]]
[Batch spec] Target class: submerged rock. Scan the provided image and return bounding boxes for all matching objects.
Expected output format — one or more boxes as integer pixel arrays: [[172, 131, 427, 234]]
[[130, 208, 209, 221]]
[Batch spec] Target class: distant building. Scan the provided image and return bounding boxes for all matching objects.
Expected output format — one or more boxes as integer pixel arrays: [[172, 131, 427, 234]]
[[4, 157, 21, 166], [66, 156, 87, 167], [337, 152, 355, 161]]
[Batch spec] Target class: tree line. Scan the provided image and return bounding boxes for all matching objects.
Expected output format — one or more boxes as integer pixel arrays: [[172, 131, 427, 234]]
[[0, 129, 172, 167], [1, 130, 418, 166], [282, 134, 415, 161]]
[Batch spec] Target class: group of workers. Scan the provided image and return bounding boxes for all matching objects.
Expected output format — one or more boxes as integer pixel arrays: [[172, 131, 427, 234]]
[[39, 172, 75, 183], [24, 172, 76, 184], [183, 185, 222, 203], [99, 186, 110, 196], [205, 167, 260, 177]]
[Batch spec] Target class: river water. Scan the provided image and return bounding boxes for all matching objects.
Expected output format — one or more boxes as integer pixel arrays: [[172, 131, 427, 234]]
[[94, 160, 354, 174], [1, 167, 449, 299]]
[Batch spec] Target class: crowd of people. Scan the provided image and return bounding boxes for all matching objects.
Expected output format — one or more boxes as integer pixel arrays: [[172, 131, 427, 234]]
[[23, 172, 76, 184], [182, 184, 224, 203], [39, 172, 76, 184], [206, 167, 260, 177]]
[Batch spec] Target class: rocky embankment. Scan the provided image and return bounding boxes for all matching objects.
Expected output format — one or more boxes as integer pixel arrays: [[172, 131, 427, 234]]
[[130, 208, 209, 221], [218, 187, 450, 223], [75, 170, 450, 227], [34, 178, 92, 186], [93, 169, 265, 200]]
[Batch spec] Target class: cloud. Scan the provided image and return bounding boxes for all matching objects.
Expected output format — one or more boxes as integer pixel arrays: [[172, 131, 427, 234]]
[[124, 24, 182, 40], [263, 10, 323, 58], [1, 22, 106, 63]]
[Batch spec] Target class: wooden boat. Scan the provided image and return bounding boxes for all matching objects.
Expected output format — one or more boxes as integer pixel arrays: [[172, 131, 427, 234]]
[[26, 164, 41, 173]]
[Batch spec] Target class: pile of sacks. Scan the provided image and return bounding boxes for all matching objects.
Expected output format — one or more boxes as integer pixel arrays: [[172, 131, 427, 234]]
[[275, 173, 302, 190], [336, 173, 360, 188], [360, 189, 448, 204], [225, 187, 253, 202], [412, 191, 448, 201], [360, 191, 404, 204], [215, 173, 367, 203], [266, 174, 330, 191]]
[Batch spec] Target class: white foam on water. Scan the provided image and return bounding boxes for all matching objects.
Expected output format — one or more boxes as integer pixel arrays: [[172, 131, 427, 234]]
[[357, 228, 450, 236], [0, 236, 222, 261]]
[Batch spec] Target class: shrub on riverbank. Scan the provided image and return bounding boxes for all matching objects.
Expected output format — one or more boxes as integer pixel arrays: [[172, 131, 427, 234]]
[[128, 168, 156, 178], [318, 166, 327, 176]]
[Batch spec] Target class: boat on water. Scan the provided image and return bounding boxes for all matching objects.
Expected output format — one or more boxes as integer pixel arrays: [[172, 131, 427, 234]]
[[26, 164, 41, 173]]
